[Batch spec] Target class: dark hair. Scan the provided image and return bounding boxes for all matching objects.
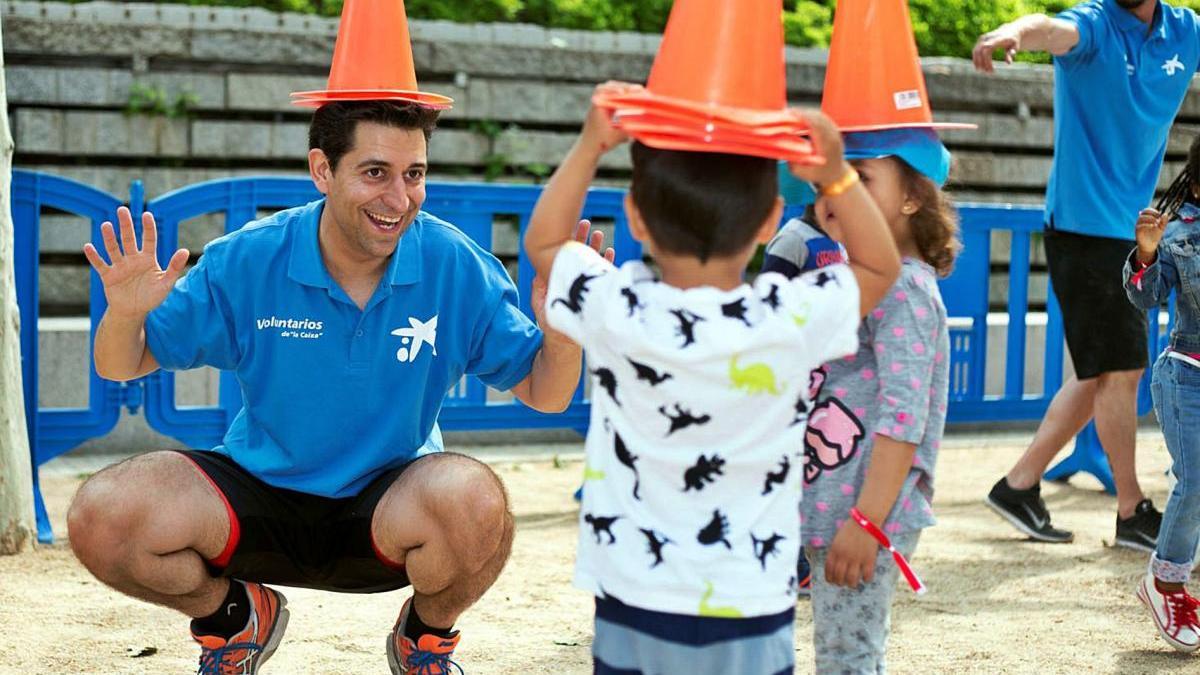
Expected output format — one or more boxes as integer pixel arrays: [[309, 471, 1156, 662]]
[[629, 142, 778, 263], [898, 160, 961, 278], [308, 101, 440, 171], [1156, 134, 1200, 220]]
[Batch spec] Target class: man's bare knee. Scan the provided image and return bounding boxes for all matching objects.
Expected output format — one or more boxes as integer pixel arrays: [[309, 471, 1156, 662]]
[[67, 451, 227, 577], [406, 453, 511, 565]]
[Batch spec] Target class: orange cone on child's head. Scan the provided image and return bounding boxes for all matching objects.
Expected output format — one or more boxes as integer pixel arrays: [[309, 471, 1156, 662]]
[[290, 0, 452, 109], [821, 0, 970, 131], [593, 0, 817, 162]]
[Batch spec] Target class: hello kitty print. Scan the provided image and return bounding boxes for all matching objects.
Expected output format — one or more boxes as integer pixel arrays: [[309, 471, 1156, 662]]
[[800, 259, 950, 548]]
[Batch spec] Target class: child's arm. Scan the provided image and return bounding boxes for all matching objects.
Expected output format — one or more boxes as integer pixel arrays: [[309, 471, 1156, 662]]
[[524, 82, 636, 279], [825, 437, 916, 588], [788, 111, 901, 317], [825, 273, 940, 588], [1125, 208, 1177, 310]]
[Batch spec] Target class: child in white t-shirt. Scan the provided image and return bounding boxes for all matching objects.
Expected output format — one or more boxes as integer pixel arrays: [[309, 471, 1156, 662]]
[[523, 82, 901, 674]]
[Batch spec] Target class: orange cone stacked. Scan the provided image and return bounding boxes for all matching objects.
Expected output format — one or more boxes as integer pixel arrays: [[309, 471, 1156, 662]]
[[821, 0, 971, 132], [291, 0, 452, 110], [593, 0, 819, 163]]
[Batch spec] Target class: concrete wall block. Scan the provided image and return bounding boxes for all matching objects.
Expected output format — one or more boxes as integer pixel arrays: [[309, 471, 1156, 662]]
[[226, 73, 325, 111], [269, 124, 310, 161], [412, 19, 475, 44], [191, 120, 272, 158], [473, 80, 592, 124], [431, 129, 490, 165], [190, 31, 333, 66], [990, 271, 1050, 308], [939, 113, 1054, 150], [38, 264, 88, 308], [5, 66, 56, 103], [60, 68, 132, 106], [953, 152, 1052, 189], [14, 108, 63, 153], [64, 111, 189, 158], [38, 214, 92, 255], [37, 321, 92, 408], [989, 228, 1048, 267], [495, 129, 630, 170]]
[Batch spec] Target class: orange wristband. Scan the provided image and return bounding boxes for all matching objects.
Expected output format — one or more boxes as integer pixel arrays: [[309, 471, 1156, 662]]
[[819, 167, 860, 197]]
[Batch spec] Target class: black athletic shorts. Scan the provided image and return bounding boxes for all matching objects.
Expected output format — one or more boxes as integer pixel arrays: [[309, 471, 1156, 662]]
[[1043, 227, 1148, 380], [178, 450, 413, 594]]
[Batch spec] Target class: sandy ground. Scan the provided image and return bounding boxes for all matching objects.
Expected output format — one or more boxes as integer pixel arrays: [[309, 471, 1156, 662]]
[[2, 432, 1198, 674]]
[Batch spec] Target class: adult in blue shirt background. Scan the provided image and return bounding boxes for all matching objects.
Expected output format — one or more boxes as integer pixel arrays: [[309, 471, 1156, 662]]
[[973, 0, 1200, 551], [66, 100, 609, 674]]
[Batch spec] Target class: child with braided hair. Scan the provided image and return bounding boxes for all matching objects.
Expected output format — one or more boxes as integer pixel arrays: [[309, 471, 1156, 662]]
[[1126, 134, 1200, 653]]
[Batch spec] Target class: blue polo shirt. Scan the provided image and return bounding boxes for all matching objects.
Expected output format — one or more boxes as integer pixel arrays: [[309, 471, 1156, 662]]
[[145, 200, 543, 498], [1046, 0, 1200, 240]]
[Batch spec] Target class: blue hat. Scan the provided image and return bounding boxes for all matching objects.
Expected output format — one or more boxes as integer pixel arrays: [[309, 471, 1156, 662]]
[[778, 161, 817, 206], [843, 128, 951, 187]]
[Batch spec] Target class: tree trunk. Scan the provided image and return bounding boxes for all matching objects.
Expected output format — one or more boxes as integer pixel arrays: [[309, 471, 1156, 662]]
[[0, 15, 35, 555]]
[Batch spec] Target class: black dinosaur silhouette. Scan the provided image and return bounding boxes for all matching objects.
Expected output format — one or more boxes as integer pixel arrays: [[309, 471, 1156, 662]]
[[682, 454, 725, 492], [659, 404, 712, 435], [697, 509, 732, 549], [639, 528, 672, 568], [809, 270, 840, 289], [620, 287, 645, 317], [628, 357, 673, 386], [791, 392, 811, 427], [751, 532, 786, 570], [610, 424, 641, 500], [721, 298, 753, 327], [761, 455, 790, 496], [551, 272, 599, 314], [668, 309, 706, 348], [592, 367, 619, 406], [584, 514, 621, 545], [762, 283, 781, 310]]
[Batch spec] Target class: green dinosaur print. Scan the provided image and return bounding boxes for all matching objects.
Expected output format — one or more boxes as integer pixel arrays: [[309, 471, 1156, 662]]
[[699, 581, 743, 618], [791, 301, 812, 327], [729, 355, 784, 395], [583, 465, 606, 481]]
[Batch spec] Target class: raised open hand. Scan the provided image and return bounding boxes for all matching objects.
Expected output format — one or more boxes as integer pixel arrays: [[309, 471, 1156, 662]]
[[82, 206, 190, 320]]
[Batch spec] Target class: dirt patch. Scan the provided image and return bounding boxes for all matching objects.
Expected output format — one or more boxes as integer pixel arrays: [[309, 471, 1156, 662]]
[[1, 435, 1193, 673]]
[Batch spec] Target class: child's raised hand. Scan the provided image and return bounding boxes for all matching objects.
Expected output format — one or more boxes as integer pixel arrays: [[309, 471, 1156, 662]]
[[581, 81, 638, 155], [786, 109, 851, 188], [1135, 208, 1167, 265]]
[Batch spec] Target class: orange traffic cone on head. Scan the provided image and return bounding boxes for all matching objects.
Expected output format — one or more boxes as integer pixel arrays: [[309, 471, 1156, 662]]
[[593, 0, 819, 163], [291, 0, 452, 110], [821, 0, 970, 131]]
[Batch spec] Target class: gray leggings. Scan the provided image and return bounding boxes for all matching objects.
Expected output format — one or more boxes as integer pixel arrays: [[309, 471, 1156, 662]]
[[805, 532, 921, 675]]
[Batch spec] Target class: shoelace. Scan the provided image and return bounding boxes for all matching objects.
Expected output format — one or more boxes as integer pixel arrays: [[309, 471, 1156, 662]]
[[1168, 592, 1200, 633], [197, 641, 263, 675], [407, 648, 465, 675]]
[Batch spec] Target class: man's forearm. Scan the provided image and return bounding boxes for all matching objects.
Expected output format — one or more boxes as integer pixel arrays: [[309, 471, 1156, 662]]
[[1008, 14, 1079, 56], [93, 312, 154, 381]]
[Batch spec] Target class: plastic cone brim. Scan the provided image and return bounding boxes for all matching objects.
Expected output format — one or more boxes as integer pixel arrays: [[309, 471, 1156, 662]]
[[635, 130, 824, 164]]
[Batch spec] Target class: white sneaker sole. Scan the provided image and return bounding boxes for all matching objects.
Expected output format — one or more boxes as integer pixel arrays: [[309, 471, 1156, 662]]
[[1115, 534, 1157, 554], [1136, 580, 1200, 653], [256, 592, 290, 672], [984, 496, 1073, 543]]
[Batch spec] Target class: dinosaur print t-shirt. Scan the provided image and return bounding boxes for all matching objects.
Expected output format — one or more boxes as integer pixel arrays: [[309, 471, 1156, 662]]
[[547, 242, 861, 618], [800, 259, 949, 548]]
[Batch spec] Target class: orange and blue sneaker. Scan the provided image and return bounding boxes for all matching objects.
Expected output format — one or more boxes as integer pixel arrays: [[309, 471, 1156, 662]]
[[387, 598, 464, 675], [192, 581, 290, 675]]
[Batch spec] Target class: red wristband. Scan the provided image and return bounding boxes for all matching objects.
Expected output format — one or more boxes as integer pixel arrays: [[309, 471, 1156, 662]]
[[849, 507, 926, 594]]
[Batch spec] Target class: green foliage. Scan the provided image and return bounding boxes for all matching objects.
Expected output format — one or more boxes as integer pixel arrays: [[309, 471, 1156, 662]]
[[79, 0, 1200, 60], [124, 83, 198, 118]]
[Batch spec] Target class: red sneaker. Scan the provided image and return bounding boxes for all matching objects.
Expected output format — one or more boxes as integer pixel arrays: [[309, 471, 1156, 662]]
[[387, 598, 463, 674], [1136, 573, 1200, 653], [192, 581, 290, 674]]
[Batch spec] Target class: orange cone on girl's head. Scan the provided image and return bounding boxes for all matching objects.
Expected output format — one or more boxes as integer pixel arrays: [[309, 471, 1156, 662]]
[[290, 0, 452, 109], [593, 0, 820, 163], [821, 0, 971, 131]]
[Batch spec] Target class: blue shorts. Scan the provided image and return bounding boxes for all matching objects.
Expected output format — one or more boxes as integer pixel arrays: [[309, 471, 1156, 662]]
[[592, 595, 794, 674]]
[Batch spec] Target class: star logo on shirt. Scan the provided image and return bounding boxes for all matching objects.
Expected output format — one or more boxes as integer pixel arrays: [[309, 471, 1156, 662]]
[[391, 314, 438, 363], [1163, 54, 1185, 76]]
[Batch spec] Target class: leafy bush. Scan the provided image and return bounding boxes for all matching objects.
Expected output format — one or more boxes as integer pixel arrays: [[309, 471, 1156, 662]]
[[64, 0, 1200, 60]]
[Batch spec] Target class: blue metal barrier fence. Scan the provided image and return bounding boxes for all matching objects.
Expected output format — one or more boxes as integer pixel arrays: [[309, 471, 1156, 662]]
[[14, 171, 1165, 542]]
